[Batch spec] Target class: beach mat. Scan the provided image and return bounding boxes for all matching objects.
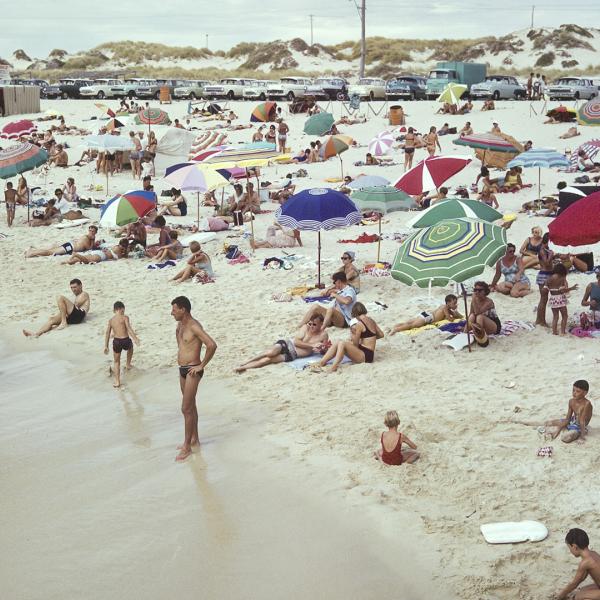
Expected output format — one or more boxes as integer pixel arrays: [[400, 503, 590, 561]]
[[442, 320, 535, 350], [480, 521, 548, 544], [285, 355, 352, 371], [54, 218, 90, 229]]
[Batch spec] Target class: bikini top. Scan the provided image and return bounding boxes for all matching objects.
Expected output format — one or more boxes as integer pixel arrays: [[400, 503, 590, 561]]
[[358, 318, 377, 339], [526, 238, 542, 253]]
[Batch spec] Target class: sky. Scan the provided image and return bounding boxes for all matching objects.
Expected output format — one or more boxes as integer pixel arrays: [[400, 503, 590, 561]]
[[2, 0, 600, 59]]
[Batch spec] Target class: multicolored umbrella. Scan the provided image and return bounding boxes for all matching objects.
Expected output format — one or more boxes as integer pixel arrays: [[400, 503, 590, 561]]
[[95, 102, 116, 118], [105, 118, 126, 132], [203, 147, 281, 164], [507, 148, 570, 197], [0, 143, 48, 180], [352, 186, 416, 261], [437, 83, 467, 105], [99, 190, 157, 228], [0, 119, 37, 140], [164, 161, 230, 191], [276, 188, 361, 287], [303, 112, 335, 136], [391, 218, 507, 288], [568, 139, 600, 170], [577, 98, 600, 126], [346, 175, 390, 190], [368, 130, 395, 156], [134, 108, 171, 126], [549, 191, 600, 247], [250, 101, 277, 122], [407, 198, 502, 228], [319, 135, 354, 178], [394, 155, 472, 195], [453, 132, 520, 153]]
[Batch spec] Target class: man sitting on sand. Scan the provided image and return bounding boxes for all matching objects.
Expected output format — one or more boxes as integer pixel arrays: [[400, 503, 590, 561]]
[[234, 314, 329, 373], [23, 278, 90, 337], [459, 121, 473, 136], [26, 225, 98, 257], [555, 528, 600, 600], [390, 294, 462, 334]]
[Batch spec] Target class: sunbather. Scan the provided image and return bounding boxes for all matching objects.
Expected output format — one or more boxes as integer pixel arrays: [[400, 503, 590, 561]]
[[63, 238, 129, 264], [390, 294, 462, 334], [250, 223, 301, 249]]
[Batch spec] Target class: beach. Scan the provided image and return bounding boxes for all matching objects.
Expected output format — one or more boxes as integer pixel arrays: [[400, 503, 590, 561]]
[[2, 97, 600, 599]]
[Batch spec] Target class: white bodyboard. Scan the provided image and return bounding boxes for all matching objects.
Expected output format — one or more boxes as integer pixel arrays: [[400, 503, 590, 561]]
[[481, 521, 548, 544]]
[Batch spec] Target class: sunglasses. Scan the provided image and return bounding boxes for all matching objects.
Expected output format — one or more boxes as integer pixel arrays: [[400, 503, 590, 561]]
[[473, 288, 485, 292], [341, 256, 350, 260]]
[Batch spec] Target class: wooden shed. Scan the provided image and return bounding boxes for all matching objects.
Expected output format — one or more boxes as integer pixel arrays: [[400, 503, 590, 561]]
[[0, 85, 40, 116]]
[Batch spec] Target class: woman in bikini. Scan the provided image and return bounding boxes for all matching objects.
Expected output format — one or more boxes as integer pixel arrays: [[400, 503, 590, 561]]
[[374, 410, 419, 465], [467, 281, 502, 340], [403, 127, 416, 171], [425, 126, 441, 157], [519, 226, 544, 270], [490, 244, 531, 298], [312, 303, 383, 372]]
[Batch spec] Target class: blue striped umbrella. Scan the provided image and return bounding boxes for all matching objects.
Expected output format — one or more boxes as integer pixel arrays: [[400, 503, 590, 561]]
[[507, 148, 570, 197], [276, 188, 361, 287]]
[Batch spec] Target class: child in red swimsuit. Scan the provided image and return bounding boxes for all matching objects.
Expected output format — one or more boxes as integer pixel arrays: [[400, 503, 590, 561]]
[[375, 410, 420, 465]]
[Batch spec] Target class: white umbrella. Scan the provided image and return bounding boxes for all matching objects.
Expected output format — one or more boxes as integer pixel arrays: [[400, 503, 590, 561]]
[[368, 130, 395, 156]]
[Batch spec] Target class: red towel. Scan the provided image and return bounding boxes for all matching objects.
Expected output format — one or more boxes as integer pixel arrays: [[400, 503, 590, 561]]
[[338, 232, 380, 244]]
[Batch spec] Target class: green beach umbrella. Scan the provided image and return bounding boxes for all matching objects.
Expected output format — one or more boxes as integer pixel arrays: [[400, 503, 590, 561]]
[[303, 112, 335, 136], [406, 198, 502, 229], [391, 218, 506, 288], [437, 83, 467, 105], [352, 186, 417, 261]]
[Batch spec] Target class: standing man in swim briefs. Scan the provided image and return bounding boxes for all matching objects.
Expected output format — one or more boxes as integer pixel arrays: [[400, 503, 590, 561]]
[[171, 296, 217, 462], [23, 278, 90, 337]]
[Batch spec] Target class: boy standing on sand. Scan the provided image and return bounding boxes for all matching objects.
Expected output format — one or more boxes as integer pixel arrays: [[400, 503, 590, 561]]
[[390, 294, 462, 334], [104, 301, 140, 388], [5, 182, 17, 227], [171, 296, 217, 462], [555, 528, 600, 599]]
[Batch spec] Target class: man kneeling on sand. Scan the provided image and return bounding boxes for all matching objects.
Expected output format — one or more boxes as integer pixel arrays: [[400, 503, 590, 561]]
[[23, 278, 90, 337], [26, 225, 98, 258], [390, 294, 462, 334]]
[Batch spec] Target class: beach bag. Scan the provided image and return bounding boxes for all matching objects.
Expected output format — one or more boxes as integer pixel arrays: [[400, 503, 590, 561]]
[[575, 175, 590, 184], [225, 245, 240, 260]]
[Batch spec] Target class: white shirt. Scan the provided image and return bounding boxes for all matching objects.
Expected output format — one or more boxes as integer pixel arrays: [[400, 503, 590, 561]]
[[54, 196, 77, 214]]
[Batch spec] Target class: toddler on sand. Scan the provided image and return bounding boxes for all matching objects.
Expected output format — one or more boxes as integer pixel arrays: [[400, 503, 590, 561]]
[[374, 410, 419, 465], [104, 301, 140, 387]]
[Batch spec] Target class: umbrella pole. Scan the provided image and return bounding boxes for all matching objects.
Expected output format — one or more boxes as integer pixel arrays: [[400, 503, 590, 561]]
[[460, 284, 472, 353], [339, 156, 344, 179], [538, 167, 541, 201], [317, 230, 323, 288], [197, 191, 200, 229], [482, 149, 486, 167], [377, 215, 382, 263], [245, 169, 255, 240]]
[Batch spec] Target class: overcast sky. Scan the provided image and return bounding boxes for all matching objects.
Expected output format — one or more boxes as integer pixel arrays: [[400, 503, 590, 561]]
[[2, 0, 598, 59]]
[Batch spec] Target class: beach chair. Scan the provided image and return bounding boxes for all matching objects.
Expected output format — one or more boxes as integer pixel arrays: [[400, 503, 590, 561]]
[[341, 93, 362, 116]]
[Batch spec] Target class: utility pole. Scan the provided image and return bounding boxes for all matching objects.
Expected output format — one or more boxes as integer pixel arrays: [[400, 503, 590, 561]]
[[359, 0, 366, 78], [205, 34, 209, 50], [530, 5, 535, 29], [309, 14, 314, 46]]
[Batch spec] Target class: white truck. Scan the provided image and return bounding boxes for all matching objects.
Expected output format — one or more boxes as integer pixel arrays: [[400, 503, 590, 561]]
[[79, 79, 124, 100], [203, 78, 258, 100], [267, 77, 313, 101]]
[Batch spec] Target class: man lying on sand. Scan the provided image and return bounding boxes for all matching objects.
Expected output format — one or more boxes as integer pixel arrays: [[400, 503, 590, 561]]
[[390, 294, 462, 334], [555, 528, 600, 600], [23, 278, 90, 337], [235, 314, 329, 373], [26, 225, 98, 258], [62, 238, 129, 264], [299, 272, 357, 331]]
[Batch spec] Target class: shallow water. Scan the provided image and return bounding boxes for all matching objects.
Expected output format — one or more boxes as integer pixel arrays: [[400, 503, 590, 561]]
[[0, 345, 436, 600]]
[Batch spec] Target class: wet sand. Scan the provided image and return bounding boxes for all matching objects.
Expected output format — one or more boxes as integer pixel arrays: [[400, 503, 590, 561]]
[[0, 343, 442, 600]]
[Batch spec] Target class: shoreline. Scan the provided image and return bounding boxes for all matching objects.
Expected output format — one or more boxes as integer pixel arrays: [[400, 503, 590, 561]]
[[0, 335, 445, 599]]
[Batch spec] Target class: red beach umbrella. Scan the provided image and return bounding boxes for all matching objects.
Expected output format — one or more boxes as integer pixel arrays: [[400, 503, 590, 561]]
[[0, 119, 37, 140], [393, 155, 472, 195], [548, 191, 600, 247]]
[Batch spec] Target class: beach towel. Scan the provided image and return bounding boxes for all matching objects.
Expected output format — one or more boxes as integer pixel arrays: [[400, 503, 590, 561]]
[[228, 254, 250, 265], [338, 233, 380, 244], [54, 218, 90, 229], [303, 295, 331, 303], [441, 320, 534, 350], [480, 521, 548, 544], [285, 355, 353, 371], [147, 260, 177, 270]]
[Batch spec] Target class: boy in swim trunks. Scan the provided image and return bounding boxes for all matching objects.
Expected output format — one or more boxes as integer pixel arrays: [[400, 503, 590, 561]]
[[545, 380, 592, 443], [104, 301, 140, 388], [555, 528, 600, 599], [390, 294, 462, 334]]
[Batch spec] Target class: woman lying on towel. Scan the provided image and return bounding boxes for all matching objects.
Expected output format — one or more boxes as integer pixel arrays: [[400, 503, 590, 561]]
[[234, 314, 329, 373]]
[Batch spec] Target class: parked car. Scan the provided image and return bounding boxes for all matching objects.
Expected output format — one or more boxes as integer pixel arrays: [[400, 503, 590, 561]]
[[267, 77, 313, 101], [173, 80, 211, 100], [547, 77, 597, 100], [110, 78, 156, 99], [242, 80, 277, 101], [58, 79, 93, 99], [10, 78, 61, 99], [136, 79, 190, 100], [310, 77, 349, 100], [470, 75, 526, 100], [79, 79, 124, 99], [347, 78, 387, 100], [386, 75, 427, 100], [41, 83, 62, 99], [203, 78, 258, 100]]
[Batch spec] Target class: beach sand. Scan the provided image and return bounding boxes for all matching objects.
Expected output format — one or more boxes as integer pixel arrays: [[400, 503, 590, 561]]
[[1, 98, 600, 599]]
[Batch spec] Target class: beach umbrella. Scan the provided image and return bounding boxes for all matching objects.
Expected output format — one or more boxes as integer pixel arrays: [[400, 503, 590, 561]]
[[507, 148, 570, 197], [135, 108, 171, 135], [240, 141, 277, 150], [0, 142, 48, 222], [319, 135, 353, 178], [105, 117, 126, 132], [95, 102, 116, 118], [557, 185, 600, 215], [250, 101, 276, 122], [453, 132, 520, 154], [368, 130, 395, 156], [407, 198, 502, 228], [577, 98, 600, 126], [393, 155, 472, 195], [352, 186, 416, 261], [99, 190, 157, 228], [549, 191, 600, 247], [0, 119, 37, 140], [303, 112, 335, 136], [346, 175, 390, 190], [81, 134, 135, 193], [203, 147, 281, 164], [437, 83, 467, 105], [276, 188, 361, 287], [391, 218, 507, 288], [568, 139, 600, 171]]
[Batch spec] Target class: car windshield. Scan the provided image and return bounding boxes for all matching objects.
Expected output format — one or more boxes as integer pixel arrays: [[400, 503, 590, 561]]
[[359, 79, 379, 84], [428, 71, 452, 80], [557, 79, 580, 85]]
